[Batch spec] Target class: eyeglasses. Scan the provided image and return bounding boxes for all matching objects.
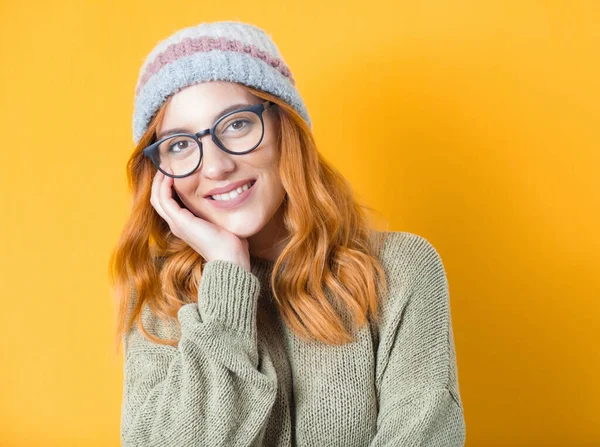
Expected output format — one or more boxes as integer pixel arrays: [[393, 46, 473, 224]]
[[143, 100, 278, 178]]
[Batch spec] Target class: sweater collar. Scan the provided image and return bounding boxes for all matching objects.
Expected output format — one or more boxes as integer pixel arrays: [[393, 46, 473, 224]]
[[250, 254, 276, 282]]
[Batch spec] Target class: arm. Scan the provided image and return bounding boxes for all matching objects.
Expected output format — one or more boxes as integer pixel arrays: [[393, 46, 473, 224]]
[[369, 234, 466, 446], [120, 260, 278, 447]]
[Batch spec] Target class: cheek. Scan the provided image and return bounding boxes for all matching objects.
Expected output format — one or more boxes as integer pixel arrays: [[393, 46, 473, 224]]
[[254, 146, 280, 174], [173, 179, 200, 201], [262, 176, 286, 205]]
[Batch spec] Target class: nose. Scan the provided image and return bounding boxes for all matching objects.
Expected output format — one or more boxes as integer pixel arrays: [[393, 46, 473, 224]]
[[197, 135, 235, 178]]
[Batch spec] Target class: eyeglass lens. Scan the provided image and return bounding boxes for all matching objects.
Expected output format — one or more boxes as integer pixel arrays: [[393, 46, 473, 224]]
[[156, 110, 263, 177]]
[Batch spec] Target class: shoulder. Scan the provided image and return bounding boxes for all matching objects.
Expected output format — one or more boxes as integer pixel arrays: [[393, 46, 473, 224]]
[[375, 230, 447, 288], [371, 230, 450, 330]]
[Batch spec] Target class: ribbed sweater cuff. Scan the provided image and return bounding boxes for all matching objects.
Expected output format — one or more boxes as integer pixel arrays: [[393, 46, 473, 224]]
[[197, 260, 261, 339]]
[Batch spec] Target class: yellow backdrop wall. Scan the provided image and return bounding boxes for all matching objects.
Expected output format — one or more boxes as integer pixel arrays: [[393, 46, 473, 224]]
[[1, 1, 598, 445]]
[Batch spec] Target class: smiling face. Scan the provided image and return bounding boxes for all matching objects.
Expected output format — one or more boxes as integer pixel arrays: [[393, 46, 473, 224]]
[[156, 81, 287, 247]]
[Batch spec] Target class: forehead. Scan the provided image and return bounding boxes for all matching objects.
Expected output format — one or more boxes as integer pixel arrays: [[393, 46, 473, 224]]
[[160, 81, 257, 130]]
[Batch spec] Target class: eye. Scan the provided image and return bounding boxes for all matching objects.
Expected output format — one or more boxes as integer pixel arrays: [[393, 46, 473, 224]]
[[228, 119, 250, 131], [168, 139, 191, 152]]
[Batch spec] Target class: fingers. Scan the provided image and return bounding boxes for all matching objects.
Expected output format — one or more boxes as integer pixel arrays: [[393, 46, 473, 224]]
[[155, 169, 196, 239], [148, 170, 245, 261], [158, 169, 185, 222], [150, 170, 209, 249]]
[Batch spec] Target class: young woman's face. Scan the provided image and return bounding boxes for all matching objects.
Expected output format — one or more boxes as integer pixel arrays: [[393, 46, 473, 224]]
[[156, 81, 285, 239]]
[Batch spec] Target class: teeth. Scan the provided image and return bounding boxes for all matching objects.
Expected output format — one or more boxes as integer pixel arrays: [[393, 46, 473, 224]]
[[211, 181, 254, 201]]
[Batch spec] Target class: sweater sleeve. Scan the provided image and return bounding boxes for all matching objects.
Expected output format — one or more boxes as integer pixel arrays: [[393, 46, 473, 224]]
[[369, 233, 466, 447], [120, 260, 278, 447]]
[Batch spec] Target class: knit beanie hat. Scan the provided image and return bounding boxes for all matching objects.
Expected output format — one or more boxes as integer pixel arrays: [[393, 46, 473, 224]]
[[132, 20, 312, 145]]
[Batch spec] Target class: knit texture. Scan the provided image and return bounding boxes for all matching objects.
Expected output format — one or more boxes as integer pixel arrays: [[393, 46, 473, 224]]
[[132, 20, 312, 145], [120, 231, 466, 446]]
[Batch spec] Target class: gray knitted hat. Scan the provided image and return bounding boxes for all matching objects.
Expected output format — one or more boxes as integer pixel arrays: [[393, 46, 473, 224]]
[[132, 20, 312, 145]]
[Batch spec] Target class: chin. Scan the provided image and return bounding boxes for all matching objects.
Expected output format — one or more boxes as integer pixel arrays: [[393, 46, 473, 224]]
[[220, 220, 263, 240], [187, 199, 270, 239]]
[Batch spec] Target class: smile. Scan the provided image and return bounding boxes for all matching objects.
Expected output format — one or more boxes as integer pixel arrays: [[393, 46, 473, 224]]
[[205, 180, 257, 210], [209, 180, 256, 201]]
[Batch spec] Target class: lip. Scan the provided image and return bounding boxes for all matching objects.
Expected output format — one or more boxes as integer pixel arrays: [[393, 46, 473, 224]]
[[205, 179, 257, 210], [203, 178, 256, 197]]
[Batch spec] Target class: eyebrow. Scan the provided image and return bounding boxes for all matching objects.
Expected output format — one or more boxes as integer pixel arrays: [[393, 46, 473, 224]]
[[156, 102, 253, 140]]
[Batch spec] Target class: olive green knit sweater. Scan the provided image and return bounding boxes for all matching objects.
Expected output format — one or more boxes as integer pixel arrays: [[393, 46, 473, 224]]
[[120, 231, 466, 446]]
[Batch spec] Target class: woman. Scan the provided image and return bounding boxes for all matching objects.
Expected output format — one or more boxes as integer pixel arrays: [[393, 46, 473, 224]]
[[110, 20, 466, 446]]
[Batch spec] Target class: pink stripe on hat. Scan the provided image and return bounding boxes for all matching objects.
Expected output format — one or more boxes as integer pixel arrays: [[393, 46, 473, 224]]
[[136, 35, 295, 95]]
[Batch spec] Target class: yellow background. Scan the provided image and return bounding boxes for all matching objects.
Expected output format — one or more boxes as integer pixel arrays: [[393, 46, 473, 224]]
[[1, 1, 598, 445]]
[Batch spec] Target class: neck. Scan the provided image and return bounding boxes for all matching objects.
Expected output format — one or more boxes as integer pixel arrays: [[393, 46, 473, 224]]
[[248, 202, 289, 262]]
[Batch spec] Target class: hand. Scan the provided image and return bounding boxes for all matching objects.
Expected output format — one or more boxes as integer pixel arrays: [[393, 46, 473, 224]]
[[150, 169, 251, 272]]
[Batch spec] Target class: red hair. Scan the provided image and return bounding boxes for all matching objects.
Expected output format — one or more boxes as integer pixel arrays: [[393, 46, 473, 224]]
[[108, 85, 390, 354]]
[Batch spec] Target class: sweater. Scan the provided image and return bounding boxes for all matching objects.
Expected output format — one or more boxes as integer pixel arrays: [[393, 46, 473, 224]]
[[120, 230, 466, 446]]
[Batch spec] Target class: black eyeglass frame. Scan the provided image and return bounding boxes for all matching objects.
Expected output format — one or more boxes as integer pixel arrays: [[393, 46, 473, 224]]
[[142, 100, 278, 179]]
